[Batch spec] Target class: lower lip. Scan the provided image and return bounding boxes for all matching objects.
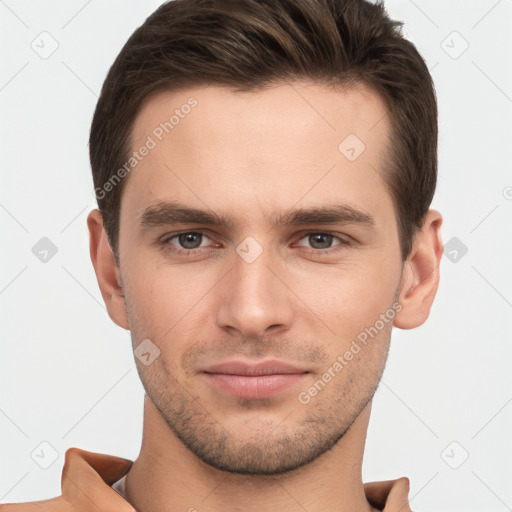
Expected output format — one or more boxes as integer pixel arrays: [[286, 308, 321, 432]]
[[203, 373, 308, 399]]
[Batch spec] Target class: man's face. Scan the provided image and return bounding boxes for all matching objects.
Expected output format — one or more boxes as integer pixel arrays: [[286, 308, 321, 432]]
[[117, 81, 404, 475]]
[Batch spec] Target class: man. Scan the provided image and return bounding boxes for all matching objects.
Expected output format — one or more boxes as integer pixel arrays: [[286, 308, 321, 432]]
[[1, 0, 443, 510]]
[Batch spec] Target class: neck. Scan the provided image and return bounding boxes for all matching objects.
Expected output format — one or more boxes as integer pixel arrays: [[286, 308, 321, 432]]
[[124, 394, 378, 512]]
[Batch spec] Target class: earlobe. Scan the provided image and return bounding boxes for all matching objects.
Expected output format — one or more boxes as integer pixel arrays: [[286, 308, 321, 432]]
[[87, 209, 130, 330], [393, 209, 443, 330]]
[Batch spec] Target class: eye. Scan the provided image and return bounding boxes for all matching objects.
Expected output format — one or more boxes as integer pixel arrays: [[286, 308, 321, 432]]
[[161, 231, 216, 254], [295, 232, 351, 253], [158, 230, 352, 258]]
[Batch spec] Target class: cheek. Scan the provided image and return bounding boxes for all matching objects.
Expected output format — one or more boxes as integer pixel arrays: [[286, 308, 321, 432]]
[[122, 263, 169, 340], [122, 260, 213, 354], [291, 257, 399, 341]]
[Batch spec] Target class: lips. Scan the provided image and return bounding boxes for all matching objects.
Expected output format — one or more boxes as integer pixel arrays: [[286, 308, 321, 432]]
[[202, 359, 309, 399], [203, 359, 308, 376]]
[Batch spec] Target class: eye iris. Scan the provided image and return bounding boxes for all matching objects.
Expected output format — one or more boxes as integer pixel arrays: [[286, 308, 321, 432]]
[[178, 232, 202, 249], [309, 233, 333, 249]]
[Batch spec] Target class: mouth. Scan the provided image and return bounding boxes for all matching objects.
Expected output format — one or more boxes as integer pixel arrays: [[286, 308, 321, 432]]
[[201, 359, 310, 399]]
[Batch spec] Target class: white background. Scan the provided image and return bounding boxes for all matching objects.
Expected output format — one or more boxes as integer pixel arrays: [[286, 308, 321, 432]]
[[1, 1, 511, 510]]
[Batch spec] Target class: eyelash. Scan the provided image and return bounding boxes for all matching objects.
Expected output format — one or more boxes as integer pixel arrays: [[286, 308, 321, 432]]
[[158, 230, 352, 256]]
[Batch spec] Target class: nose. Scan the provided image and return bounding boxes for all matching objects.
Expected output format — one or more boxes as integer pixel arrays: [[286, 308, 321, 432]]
[[215, 243, 293, 338]]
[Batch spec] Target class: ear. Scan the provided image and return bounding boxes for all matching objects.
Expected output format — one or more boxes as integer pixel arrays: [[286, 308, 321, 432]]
[[87, 209, 129, 330], [393, 209, 443, 330]]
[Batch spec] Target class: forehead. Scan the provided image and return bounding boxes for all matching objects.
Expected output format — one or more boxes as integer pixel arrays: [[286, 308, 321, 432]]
[[122, 80, 394, 231]]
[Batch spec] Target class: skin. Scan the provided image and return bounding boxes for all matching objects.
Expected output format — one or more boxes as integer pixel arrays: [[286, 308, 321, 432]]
[[87, 80, 443, 512]]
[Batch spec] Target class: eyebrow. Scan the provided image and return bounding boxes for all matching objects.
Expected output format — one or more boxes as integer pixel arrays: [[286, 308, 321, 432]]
[[138, 200, 375, 232]]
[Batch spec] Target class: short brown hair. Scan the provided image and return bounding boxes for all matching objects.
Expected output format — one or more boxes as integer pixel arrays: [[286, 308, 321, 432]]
[[89, 0, 437, 264]]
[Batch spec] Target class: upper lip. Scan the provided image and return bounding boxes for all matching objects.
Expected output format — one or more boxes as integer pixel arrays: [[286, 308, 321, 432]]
[[202, 359, 308, 376]]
